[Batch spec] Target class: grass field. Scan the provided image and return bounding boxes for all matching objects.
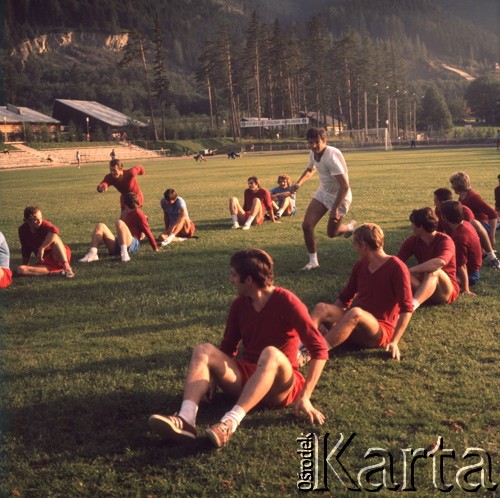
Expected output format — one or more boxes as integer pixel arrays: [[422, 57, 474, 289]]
[[0, 148, 498, 497]]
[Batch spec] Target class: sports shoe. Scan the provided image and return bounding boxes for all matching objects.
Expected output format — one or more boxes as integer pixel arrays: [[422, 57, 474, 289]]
[[79, 252, 99, 263], [275, 212, 282, 219], [484, 253, 500, 269], [301, 262, 319, 270], [63, 268, 75, 279], [297, 344, 311, 367], [242, 224, 251, 230], [121, 252, 131, 262], [161, 239, 172, 247], [148, 414, 197, 443], [206, 420, 235, 448], [343, 220, 357, 238], [231, 222, 240, 229]]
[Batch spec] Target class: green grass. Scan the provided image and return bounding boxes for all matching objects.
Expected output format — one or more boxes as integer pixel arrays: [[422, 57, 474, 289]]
[[0, 148, 499, 497]]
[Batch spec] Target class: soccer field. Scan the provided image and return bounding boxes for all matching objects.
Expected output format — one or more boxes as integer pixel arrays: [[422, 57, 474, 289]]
[[0, 148, 498, 496]]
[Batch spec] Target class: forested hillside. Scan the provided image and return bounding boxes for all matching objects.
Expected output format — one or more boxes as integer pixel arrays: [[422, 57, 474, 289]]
[[2, 0, 499, 136]]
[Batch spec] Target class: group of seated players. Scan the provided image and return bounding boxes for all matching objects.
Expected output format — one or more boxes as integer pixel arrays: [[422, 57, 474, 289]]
[[1, 158, 498, 450]]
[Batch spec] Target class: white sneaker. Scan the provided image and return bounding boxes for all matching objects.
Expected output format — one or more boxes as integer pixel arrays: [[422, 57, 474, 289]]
[[301, 262, 319, 270], [484, 253, 500, 269], [79, 252, 99, 263], [242, 224, 251, 230], [121, 252, 131, 262], [344, 220, 357, 238], [231, 222, 240, 229], [161, 239, 172, 247]]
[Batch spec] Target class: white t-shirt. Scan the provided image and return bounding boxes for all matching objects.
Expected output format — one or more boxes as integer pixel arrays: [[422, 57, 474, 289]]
[[307, 146, 351, 198]]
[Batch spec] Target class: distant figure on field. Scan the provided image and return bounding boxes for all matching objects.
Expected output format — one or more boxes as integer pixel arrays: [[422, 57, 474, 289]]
[[229, 176, 276, 230], [269, 174, 297, 218], [397, 207, 459, 310], [449, 171, 498, 248], [3, 147, 9, 156], [496, 129, 500, 150], [0, 232, 13, 288], [410, 139, 416, 149], [159, 188, 196, 246], [16, 206, 74, 278], [291, 127, 356, 270], [309, 224, 413, 362], [110, 149, 116, 160], [494, 173, 500, 218], [439, 200, 482, 295], [148, 248, 328, 448], [97, 159, 145, 218], [227, 151, 240, 159], [194, 153, 206, 162], [79, 192, 158, 263], [46, 154, 53, 163]]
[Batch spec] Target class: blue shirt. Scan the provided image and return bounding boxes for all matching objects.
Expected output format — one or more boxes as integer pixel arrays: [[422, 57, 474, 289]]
[[160, 196, 190, 225]]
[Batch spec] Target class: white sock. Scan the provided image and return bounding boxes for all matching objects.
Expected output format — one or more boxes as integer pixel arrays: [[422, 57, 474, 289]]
[[178, 399, 198, 427], [166, 233, 175, 244], [412, 298, 420, 311], [231, 214, 238, 224], [486, 251, 496, 258], [89, 247, 98, 255], [221, 405, 246, 432], [309, 253, 319, 266], [244, 215, 255, 227], [277, 209, 284, 216]]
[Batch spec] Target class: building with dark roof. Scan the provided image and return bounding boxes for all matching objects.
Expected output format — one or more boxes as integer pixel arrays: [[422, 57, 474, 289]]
[[0, 104, 60, 139]]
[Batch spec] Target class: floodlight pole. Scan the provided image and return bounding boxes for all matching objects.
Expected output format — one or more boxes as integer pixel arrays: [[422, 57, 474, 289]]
[[86, 117, 90, 141], [3, 116, 6, 143]]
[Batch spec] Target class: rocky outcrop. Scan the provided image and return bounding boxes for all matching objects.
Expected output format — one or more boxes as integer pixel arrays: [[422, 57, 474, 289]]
[[11, 32, 129, 64]]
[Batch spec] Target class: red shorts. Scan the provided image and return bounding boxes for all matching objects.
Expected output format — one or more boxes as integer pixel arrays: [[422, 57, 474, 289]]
[[37, 245, 72, 271], [234, 359, 305, 409], [0, 268, 12, 288], [376, 321, 394, 347], [244, 211, 264, 225], [177, 220, 196, 238]]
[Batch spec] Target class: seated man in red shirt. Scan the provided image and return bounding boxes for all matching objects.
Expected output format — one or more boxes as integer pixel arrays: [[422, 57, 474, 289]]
[[79, 192, 158, 263], [439, 200, 482, 296], [97, 159, 145, 218], [309, 224, 413, 362], [148, 248, 328, 448], [434, 187, 499, 269], [449, 171, 498, 250], [228, 176, 276, 230], [0, 231, 13, 288], [397, 207, 460, 310], [16, 206, 74, 278]]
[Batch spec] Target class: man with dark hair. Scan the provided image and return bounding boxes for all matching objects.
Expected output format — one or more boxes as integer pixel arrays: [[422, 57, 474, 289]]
[[433, 187, 499, 268], [79, 192, 158, 263], [397, 207, 459, 309], [97, 159, 145, 217], [148, 248, 328, 449], [440, 200, 482, 295], [228, 176, 276, 230], [309, 224, 413, 361], [291, 127, 356, 270], [159, 188, 196, 246], [16, 206, 74, 278]]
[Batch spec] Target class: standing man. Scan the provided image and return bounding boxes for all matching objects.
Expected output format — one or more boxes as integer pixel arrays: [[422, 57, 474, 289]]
[[148, 248, 328, 448], [291, 128, 356, 270], [229, 176, 276, 230], [97, 159, 145, 218], [159, 188, 196, 246], [0, 232, 13, 288], [75, 150, 81, 169], [16, 206, 74, 278], [309, 224, 413, 361], [397, 207, 459, 310]]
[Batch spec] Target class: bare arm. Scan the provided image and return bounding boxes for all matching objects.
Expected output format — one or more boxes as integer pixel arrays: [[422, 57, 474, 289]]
[[457, 264, 475, 296], [293, 358, 327, 424], [291, 167, 316, 193], [384, 312, 413, 361], [409, 257, 446, 274], [330, 173, 350, 221]]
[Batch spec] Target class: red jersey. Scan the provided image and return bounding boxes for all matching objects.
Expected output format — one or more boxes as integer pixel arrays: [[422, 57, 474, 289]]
[[98, 166, 145, 208], [451, 221, 482, 275], [436, 204, 474, 233], [461, 189, 497, 223], [337, 257, 413, 336], [397, 232, 460, 301], [18, 220, 59, 262], [124, 209, 158, 251], [220, 286, 329, 369], [494, 185, 500, 210], [243, 188, 273, 215]]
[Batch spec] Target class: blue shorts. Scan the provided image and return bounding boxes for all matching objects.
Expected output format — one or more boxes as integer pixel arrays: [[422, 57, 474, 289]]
[[469, 270, 480, 286], [114, 237, 140, 255]]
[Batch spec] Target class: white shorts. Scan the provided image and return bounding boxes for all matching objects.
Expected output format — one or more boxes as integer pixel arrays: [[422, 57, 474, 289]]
[[313, 188, 352, 215]]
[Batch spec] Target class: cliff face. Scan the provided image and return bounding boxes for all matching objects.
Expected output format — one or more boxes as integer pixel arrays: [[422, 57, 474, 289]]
[[11, 32, 129, 63]]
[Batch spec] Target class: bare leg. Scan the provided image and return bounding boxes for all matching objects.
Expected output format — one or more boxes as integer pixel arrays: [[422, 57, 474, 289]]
[[412, 270, 454, 306], [15, 265, 51, 276], [302, 199, 328, 254], [115, 220, 133, 247], [311, 302, 345, 329]]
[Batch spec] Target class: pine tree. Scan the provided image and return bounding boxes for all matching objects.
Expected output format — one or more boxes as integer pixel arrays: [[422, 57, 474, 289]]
[[152, 17, 170, 141]]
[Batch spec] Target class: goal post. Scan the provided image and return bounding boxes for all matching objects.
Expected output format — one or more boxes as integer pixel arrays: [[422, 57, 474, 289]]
[[339, 128, 392, 151]]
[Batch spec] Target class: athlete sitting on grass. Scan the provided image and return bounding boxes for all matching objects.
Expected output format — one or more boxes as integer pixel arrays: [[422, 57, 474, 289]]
[[159, 188, 196, 247], [148, 248, 328, 449], [79, 192, 158, 263], [307, 224, 413, 362], [269, 173, 297, 218]]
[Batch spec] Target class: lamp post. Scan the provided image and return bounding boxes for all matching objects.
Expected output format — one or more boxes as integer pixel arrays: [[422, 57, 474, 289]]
[[3, 116, 6, 143], [86, 117, 90, 142]]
